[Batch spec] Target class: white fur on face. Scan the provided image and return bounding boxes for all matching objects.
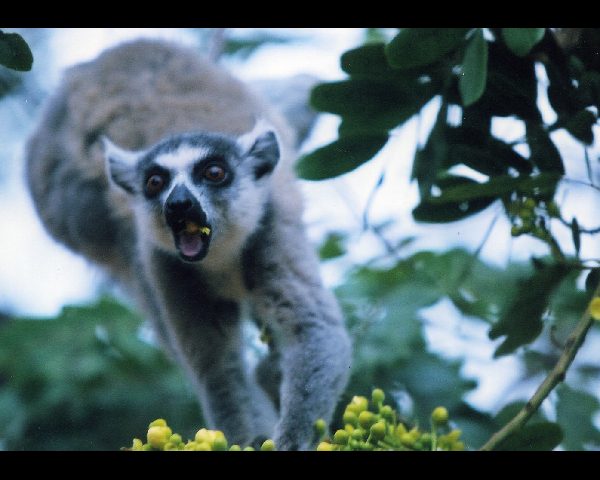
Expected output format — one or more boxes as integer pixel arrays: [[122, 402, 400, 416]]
[[154, 145, 210, 171]]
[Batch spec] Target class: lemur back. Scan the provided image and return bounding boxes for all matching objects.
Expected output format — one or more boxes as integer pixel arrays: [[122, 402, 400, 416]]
[[26, 39, 351, 450], [27, 39, 296, 284]]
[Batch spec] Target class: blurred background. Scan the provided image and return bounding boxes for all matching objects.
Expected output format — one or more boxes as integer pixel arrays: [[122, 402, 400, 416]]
[[0, 28, 599, 450]]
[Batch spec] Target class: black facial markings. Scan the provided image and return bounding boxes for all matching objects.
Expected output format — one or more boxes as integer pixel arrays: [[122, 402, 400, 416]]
[[141, 165, 170, 199], [192, 156, 234, 187]]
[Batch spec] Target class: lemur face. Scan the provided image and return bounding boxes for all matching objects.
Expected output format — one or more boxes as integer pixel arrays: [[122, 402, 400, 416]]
[[104, 123, 279, 263]]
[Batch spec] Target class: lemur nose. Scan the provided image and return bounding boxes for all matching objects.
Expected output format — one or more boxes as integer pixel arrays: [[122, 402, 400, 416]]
[[166, 185, 194, 214], [168, 197, 192, 212]]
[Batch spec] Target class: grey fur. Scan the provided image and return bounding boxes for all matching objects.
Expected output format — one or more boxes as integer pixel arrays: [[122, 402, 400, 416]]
[[25, 39, 351, 450]]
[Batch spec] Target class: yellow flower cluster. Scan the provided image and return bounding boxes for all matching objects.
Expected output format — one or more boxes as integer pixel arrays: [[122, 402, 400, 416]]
[[125, 419, 275, 451], [315, 389, 465, 451], [124, 388, 465, 451]]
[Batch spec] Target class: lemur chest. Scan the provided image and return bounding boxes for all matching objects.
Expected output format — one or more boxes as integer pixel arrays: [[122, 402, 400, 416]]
[[199, 260, 248, 301]]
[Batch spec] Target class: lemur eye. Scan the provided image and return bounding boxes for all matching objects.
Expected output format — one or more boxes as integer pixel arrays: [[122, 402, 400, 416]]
[[145, 174, 166, 196], [203, 164, 227, 184]]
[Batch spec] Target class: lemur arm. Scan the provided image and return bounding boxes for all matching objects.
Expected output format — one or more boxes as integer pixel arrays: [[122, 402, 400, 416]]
[[244, 212, 352, 450]]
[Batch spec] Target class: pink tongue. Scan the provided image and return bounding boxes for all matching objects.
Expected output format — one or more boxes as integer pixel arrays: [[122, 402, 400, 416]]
[[179, 232, 203, 257]]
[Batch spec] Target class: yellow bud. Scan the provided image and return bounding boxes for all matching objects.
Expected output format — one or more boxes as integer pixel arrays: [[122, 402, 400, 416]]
[[590, 297, 600, 320], [358, 411, 376, 429], [369, 421, 386, 441], [147, 425, 172, 449], [195, 428, 216, 444], [149, 418, 167, 428], [431, 406, 449, 425], [395, 423, 407, 437], [184, 442, 197, 451], [344, 424, 355, 434], [169, 433, 182, 445], [451, 441, 465, 451], [260, 439, 276, 451], [447, 429, 462, 441], [400, 433, 415, 447], [317, 441, 334, 451], [212, 431, 228, 451], [163, 442, 178, 451], [371, 388, 385, 404], [130, 438, 144, 451], [314, 418, 327, 436], [343, 410, 359, 427], [351, 428, 366, 441], [229, 445, 242, 451], [196, 441, 212, 451], [243, 446, 255, 451], [347, 395, 369, 414], [408, 427, 420, 441], [333, 429, 350, 445], [379, 405, 394, 422]]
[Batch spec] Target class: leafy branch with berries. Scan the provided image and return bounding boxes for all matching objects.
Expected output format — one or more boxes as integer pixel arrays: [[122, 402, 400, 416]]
[[296, 28, 600, 451], [125, 388, 465, 451]]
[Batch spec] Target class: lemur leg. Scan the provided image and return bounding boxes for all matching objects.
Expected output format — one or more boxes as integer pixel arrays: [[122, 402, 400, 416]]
[[245, 222, 352, 450], [145, 249, 277, 446]]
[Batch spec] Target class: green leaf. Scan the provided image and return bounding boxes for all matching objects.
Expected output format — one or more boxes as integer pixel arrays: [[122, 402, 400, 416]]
[[526, 123, 565, 175], [563, 109, 597, 145], [296, 134, 388, 181], [311, 77, 438, 135], [222, 32, 292, 59], [341, 43, 393, 76], [445, 127, 533, 175], [318, 232, 346, 260], [571, 218, 581, 256], [412, 102, 448, 198], [556, 384, 600, 450], [385, 28, 470, 69], [495, 422, 563, 451], [489, 263, 572, 357], [0, 31, 33, 71], [427, 173, 561, 204], [585, 268, 600, 295], [501, 28, 546, 57], [459, 29, 488, 107]]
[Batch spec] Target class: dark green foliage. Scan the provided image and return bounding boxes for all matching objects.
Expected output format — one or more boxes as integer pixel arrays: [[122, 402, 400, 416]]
[[296, 134, 388, 180], [0, 298, 201, 450], [488, 262, 572, 357], [459, 29, 488, 106], [495, 422, 563, 451], [0, 31, 33, 71], [333, 248, 577, 447], [385, 28, 470, 70], [318, 232, 346, 260], [501, 28, 545, 57], [556, 384, 600, 450], [221, 31, 293, 59]]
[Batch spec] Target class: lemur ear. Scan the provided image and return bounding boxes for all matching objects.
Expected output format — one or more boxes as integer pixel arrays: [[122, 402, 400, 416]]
[[238, 119, 280, 180], [102, 136, 142, 194]]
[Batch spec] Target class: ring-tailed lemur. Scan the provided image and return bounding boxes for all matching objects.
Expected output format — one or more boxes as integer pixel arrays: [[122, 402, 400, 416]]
[[26, 39, 351, 450]]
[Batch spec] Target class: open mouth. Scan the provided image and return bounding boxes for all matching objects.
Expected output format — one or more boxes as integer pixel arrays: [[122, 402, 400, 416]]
[[171, 219, 212, 262]]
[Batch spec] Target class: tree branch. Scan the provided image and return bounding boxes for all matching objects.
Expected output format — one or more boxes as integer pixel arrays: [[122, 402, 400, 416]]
[[479, 281, 600, 451]]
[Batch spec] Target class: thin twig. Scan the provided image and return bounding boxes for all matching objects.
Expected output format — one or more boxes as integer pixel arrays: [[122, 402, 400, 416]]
[[584, 147, 595, 188], [479, 281, 600, 451]]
